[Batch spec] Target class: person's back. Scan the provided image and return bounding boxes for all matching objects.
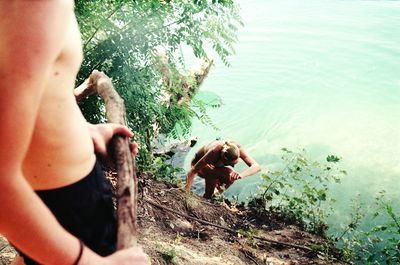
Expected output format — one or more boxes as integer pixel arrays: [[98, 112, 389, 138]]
[[0, 1, 148, 264]]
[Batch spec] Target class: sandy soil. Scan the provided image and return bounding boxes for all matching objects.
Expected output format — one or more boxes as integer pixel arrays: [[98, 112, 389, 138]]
[[135, 172, 343, 265], [0, 172, 344, 265]]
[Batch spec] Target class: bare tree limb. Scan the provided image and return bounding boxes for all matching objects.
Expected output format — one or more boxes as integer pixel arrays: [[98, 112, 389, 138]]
[[73, 78, 96, 102], [76, 70, 138, 249]]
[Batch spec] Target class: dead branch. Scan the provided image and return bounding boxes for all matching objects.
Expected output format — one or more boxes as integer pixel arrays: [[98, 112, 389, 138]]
[[238, 244, 261, 265], [75, 70, 138, 249], [73, 78, 96, 102]]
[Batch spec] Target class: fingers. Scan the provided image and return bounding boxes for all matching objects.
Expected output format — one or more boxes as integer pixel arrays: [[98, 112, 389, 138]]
[[130, 142, 138, 157], [97, 123, 139, 159], [108, 124, 138, 156], [109, 123, 134, 138], [230, 171, 241, 181], [92, 134, 107, 157]]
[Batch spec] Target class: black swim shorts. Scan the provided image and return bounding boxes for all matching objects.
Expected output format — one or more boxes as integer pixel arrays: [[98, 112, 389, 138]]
[[21, 159, 117, 264]]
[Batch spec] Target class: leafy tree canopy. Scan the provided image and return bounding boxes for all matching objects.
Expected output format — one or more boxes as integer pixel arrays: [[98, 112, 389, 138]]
[[75, 0, 242, 168]]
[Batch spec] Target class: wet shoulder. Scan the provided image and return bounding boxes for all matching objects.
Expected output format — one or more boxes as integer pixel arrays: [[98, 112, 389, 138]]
[[204, 140, 224, 153]]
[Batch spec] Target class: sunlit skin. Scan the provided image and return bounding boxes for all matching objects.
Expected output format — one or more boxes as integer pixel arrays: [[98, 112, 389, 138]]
[[185, 140, 261, 198], [0, 1, 148, 264]]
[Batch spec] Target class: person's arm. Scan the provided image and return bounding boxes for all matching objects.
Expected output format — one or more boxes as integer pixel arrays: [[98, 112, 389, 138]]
[[238, 147, 261, 178], [185, 169, 197, 192]]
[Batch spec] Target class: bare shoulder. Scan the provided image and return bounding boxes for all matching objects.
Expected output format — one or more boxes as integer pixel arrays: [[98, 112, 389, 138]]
[[198, 141, 222, 162], [210, 140, 225, 152], [236, 143, 251, 158], [226, 140, 241, 149]]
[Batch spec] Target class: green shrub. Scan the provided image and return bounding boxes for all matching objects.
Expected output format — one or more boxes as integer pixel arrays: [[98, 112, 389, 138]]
[[249, 148, 344, 235]]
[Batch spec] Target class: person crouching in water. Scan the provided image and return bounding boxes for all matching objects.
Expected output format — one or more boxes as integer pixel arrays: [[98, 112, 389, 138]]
[[185, 140, 261, 199]]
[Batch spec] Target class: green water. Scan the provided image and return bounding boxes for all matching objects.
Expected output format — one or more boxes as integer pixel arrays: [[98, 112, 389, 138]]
[[185, 0, 400, 230]]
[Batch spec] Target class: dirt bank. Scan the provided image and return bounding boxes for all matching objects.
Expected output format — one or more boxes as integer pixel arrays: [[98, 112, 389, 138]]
[[136, 172, 343, 265], [0, 172, 343, 265]]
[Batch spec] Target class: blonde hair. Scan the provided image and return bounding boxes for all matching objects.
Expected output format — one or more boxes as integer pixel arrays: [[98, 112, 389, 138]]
[[221, 141, 239, 162]]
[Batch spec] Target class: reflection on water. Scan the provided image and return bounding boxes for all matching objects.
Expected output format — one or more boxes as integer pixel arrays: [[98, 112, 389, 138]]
[[185, 0, 400, 231]]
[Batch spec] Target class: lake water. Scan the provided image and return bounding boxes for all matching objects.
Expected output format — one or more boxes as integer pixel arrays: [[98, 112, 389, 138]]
[[184, 0, 400, 231]]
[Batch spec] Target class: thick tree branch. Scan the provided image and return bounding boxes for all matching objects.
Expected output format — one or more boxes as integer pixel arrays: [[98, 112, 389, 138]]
[[75, 70, 138, 249]]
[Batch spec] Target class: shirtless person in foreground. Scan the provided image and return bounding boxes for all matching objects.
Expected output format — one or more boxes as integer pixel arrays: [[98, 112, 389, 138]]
[[0, 1, 149, 264], [185, 140, 261, 199]]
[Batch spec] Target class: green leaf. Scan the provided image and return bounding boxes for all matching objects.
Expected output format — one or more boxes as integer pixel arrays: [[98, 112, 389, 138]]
[[326, 155, 340, 163]]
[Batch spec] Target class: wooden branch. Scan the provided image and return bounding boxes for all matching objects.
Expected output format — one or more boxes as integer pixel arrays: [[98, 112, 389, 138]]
[[145, 198, 312, 252], [191, 58, 213, 88], [154, 48, 213, 106], [73, 78, 96, 102], [78, 70, 138, 249], [238, 242, 261, 265]]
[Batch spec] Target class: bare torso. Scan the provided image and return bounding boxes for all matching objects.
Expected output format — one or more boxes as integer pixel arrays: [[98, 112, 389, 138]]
[[22, 14, 95, 190]]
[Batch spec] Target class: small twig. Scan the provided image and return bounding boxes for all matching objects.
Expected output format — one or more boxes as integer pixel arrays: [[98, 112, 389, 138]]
[[0, 244, 8, 253], [145, 198, 312, 252], [386, 204, 400, 231], [236, 240, 260, 265], [83, 3, 124, 50], [243, 250, 260, 265], [83, 5, 164, 55]]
